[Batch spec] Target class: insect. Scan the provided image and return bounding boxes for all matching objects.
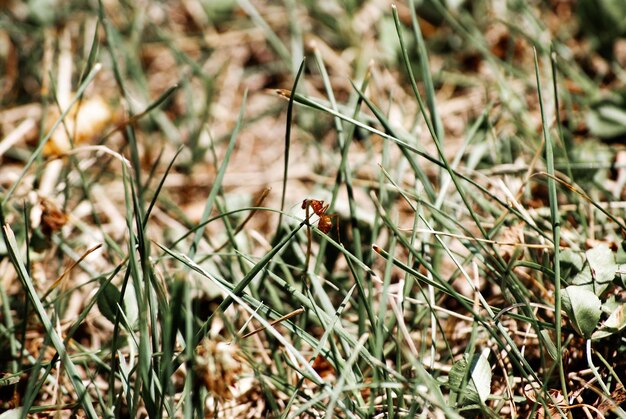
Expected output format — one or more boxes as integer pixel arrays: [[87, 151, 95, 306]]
[[301, 199, 336, 234], [300, 199, 340, 284]]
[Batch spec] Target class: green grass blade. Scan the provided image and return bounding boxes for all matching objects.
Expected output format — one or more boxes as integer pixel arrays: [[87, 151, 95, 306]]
[[0, 221, 99, 418], [277, 59, 306, 232], [537, 48, 567, 401]]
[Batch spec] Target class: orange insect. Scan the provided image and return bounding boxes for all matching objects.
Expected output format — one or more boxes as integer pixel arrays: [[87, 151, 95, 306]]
[[301, 199, 336, 234]]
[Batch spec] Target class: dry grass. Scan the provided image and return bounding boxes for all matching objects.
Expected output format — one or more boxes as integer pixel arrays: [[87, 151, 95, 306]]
[[1, 0, 626, 417]]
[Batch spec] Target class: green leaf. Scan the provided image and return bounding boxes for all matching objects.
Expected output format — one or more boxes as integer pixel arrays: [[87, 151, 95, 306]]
[[572, 245, 616, 296], [449, 352, 492, 405], [568, 139, 613, 183], [0, 408, 23, 419], [97, 281, 122, 325], [586, 103, 626, 139], [592, 303, 626, 340], [559, 249, 584, 278], [587, 245, 617, 295], [562, 286, 602, 338]]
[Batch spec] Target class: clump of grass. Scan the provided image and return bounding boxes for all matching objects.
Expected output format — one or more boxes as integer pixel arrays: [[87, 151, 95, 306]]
[[1, 0, 626, 417]]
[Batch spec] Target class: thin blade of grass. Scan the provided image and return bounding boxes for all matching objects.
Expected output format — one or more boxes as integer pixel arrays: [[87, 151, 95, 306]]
[[537, 48, 567, 400], [0, 221, 98, 418], [277, 59, 306, 235]]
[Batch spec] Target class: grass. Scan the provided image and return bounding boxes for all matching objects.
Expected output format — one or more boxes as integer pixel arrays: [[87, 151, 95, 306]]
[[1, 0, 626, 417]]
